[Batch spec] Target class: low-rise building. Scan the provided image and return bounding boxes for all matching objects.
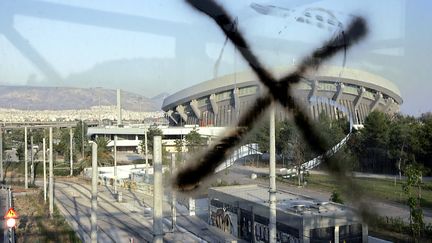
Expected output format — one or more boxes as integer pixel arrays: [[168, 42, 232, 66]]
[[208, 184, 367, 243]]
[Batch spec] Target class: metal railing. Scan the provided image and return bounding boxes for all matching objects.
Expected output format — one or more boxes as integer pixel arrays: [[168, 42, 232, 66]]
[[215, 143, 262, 172], [1, 184, 15, 243]]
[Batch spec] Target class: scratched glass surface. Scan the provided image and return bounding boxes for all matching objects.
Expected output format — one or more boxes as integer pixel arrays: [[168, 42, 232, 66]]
[[0, 0, 418, 109], [1, 1, 431, 242]]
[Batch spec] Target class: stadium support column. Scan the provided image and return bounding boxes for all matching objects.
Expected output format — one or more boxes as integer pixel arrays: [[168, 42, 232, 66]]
[[166, 110, 178, 125], [354, 87, 366, 110], [370, 92, 383, 112], [209, 94, 218, 114], [153, 136, 164, 242], [332, 82, 344, 102], [269, 105, 277, 243], [49, 127, 54, 217], [175, 105, 188, 123], [209, 94, 218, 125], [233, 88, 240, 121], [117, 88, 122, 126], [89, 141, 98, 243], [353, 87, 365, 123], [384, 98, 396, 113], [24, 126, 28, 189], [190, 100, 201, 119], [308, 80, 319, 100]]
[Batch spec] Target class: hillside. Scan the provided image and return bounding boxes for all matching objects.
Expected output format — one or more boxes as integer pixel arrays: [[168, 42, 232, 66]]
[[0, 86, 161, 111]]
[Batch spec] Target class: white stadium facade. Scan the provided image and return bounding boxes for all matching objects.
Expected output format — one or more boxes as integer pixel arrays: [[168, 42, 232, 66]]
[[162, 66, 402, 127]]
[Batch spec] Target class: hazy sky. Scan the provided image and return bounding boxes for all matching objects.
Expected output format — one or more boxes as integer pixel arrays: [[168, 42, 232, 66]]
[[0, 0, 431, 115]]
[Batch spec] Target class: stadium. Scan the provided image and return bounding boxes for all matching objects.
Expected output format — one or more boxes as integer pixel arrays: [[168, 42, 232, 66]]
[[162, 66, 402, 127]]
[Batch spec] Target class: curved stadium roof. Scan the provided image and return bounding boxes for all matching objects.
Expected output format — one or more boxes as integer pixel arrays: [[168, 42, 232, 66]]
[[162, 65, 402, 110]]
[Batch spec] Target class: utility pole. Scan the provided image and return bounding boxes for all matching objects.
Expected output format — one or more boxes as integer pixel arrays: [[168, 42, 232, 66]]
[[153, 136, 164, 243], [269, 105, 277, 243], [117, 89, 122, 126], [70, 127, 73, 176], [144, 129, 148, 180], [31, 135, 34, 184], [113, 135, 117, 194], [24, 126, 28, 189], [43, 137, 47, 202], [89, 141, 98, 243], [81, 120, 85, 159], [171, 153, 177, 231], [0, 128, 3, 182], [49, 127, 54, 217]]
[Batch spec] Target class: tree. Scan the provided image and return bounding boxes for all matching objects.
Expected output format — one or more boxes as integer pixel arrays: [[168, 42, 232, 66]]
[[79, 137, 113, 170], [185, 128, 208, 154], [277, 120, 296, 159], [4, 128, 25, 160], [174, 139, 184, 162], [315, 112, 347, 147], [277, 120, 311, 185], [95, 137, 113, 166], [354, 111, 392, 173], [253, 121, 270, 153], [55, 128, 71, 162], [330, 191, 344, 204], [418, 113, 432, 171], [73, 121, 88, 159], [16, 143, 24, 161], [139, 126, 163, 157], [388, 115, 421, 178], [28, 128, 46, 183], [402, 163, 425, 238], [174, 139, 183, 153]]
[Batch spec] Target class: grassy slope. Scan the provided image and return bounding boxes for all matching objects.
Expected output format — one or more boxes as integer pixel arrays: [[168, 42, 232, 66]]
[[14, 191, 81, 243], [301, 174, 432, 209]]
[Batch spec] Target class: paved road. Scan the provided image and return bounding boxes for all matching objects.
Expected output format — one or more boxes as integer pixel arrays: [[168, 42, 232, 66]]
[[234, 165, 432, 181]]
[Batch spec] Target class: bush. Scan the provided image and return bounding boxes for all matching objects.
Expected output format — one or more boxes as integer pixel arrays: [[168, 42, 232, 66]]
[[330, 191, 344, 204]]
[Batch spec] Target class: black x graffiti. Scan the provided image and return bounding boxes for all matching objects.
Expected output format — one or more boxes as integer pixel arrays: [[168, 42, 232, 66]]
[[174, 1, 371, 221]]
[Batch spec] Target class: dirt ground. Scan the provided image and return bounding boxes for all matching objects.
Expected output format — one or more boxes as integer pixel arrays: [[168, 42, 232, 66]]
[[13, 187, 81, 243]]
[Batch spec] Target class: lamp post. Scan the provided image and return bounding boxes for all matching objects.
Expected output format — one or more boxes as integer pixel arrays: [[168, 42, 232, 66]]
[[30, 134, 34, 184], [153, 136, 164, 243], [0, 128, 3, 182], [70, 127, 73, 176], [113, 135, 117, 194], [269, 105, 277, 243], [49, 127, 54, 217], [89, 141, 98, 243], [144, 128, 149, 181], [81, 120, 85, 159], [24, 126, 28, 189], [43, 138, 47, 202]]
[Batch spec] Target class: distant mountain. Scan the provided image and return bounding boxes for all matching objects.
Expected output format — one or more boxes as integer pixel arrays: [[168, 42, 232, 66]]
[[151, 92, 170, 109], [0, 86, 160, 111]]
